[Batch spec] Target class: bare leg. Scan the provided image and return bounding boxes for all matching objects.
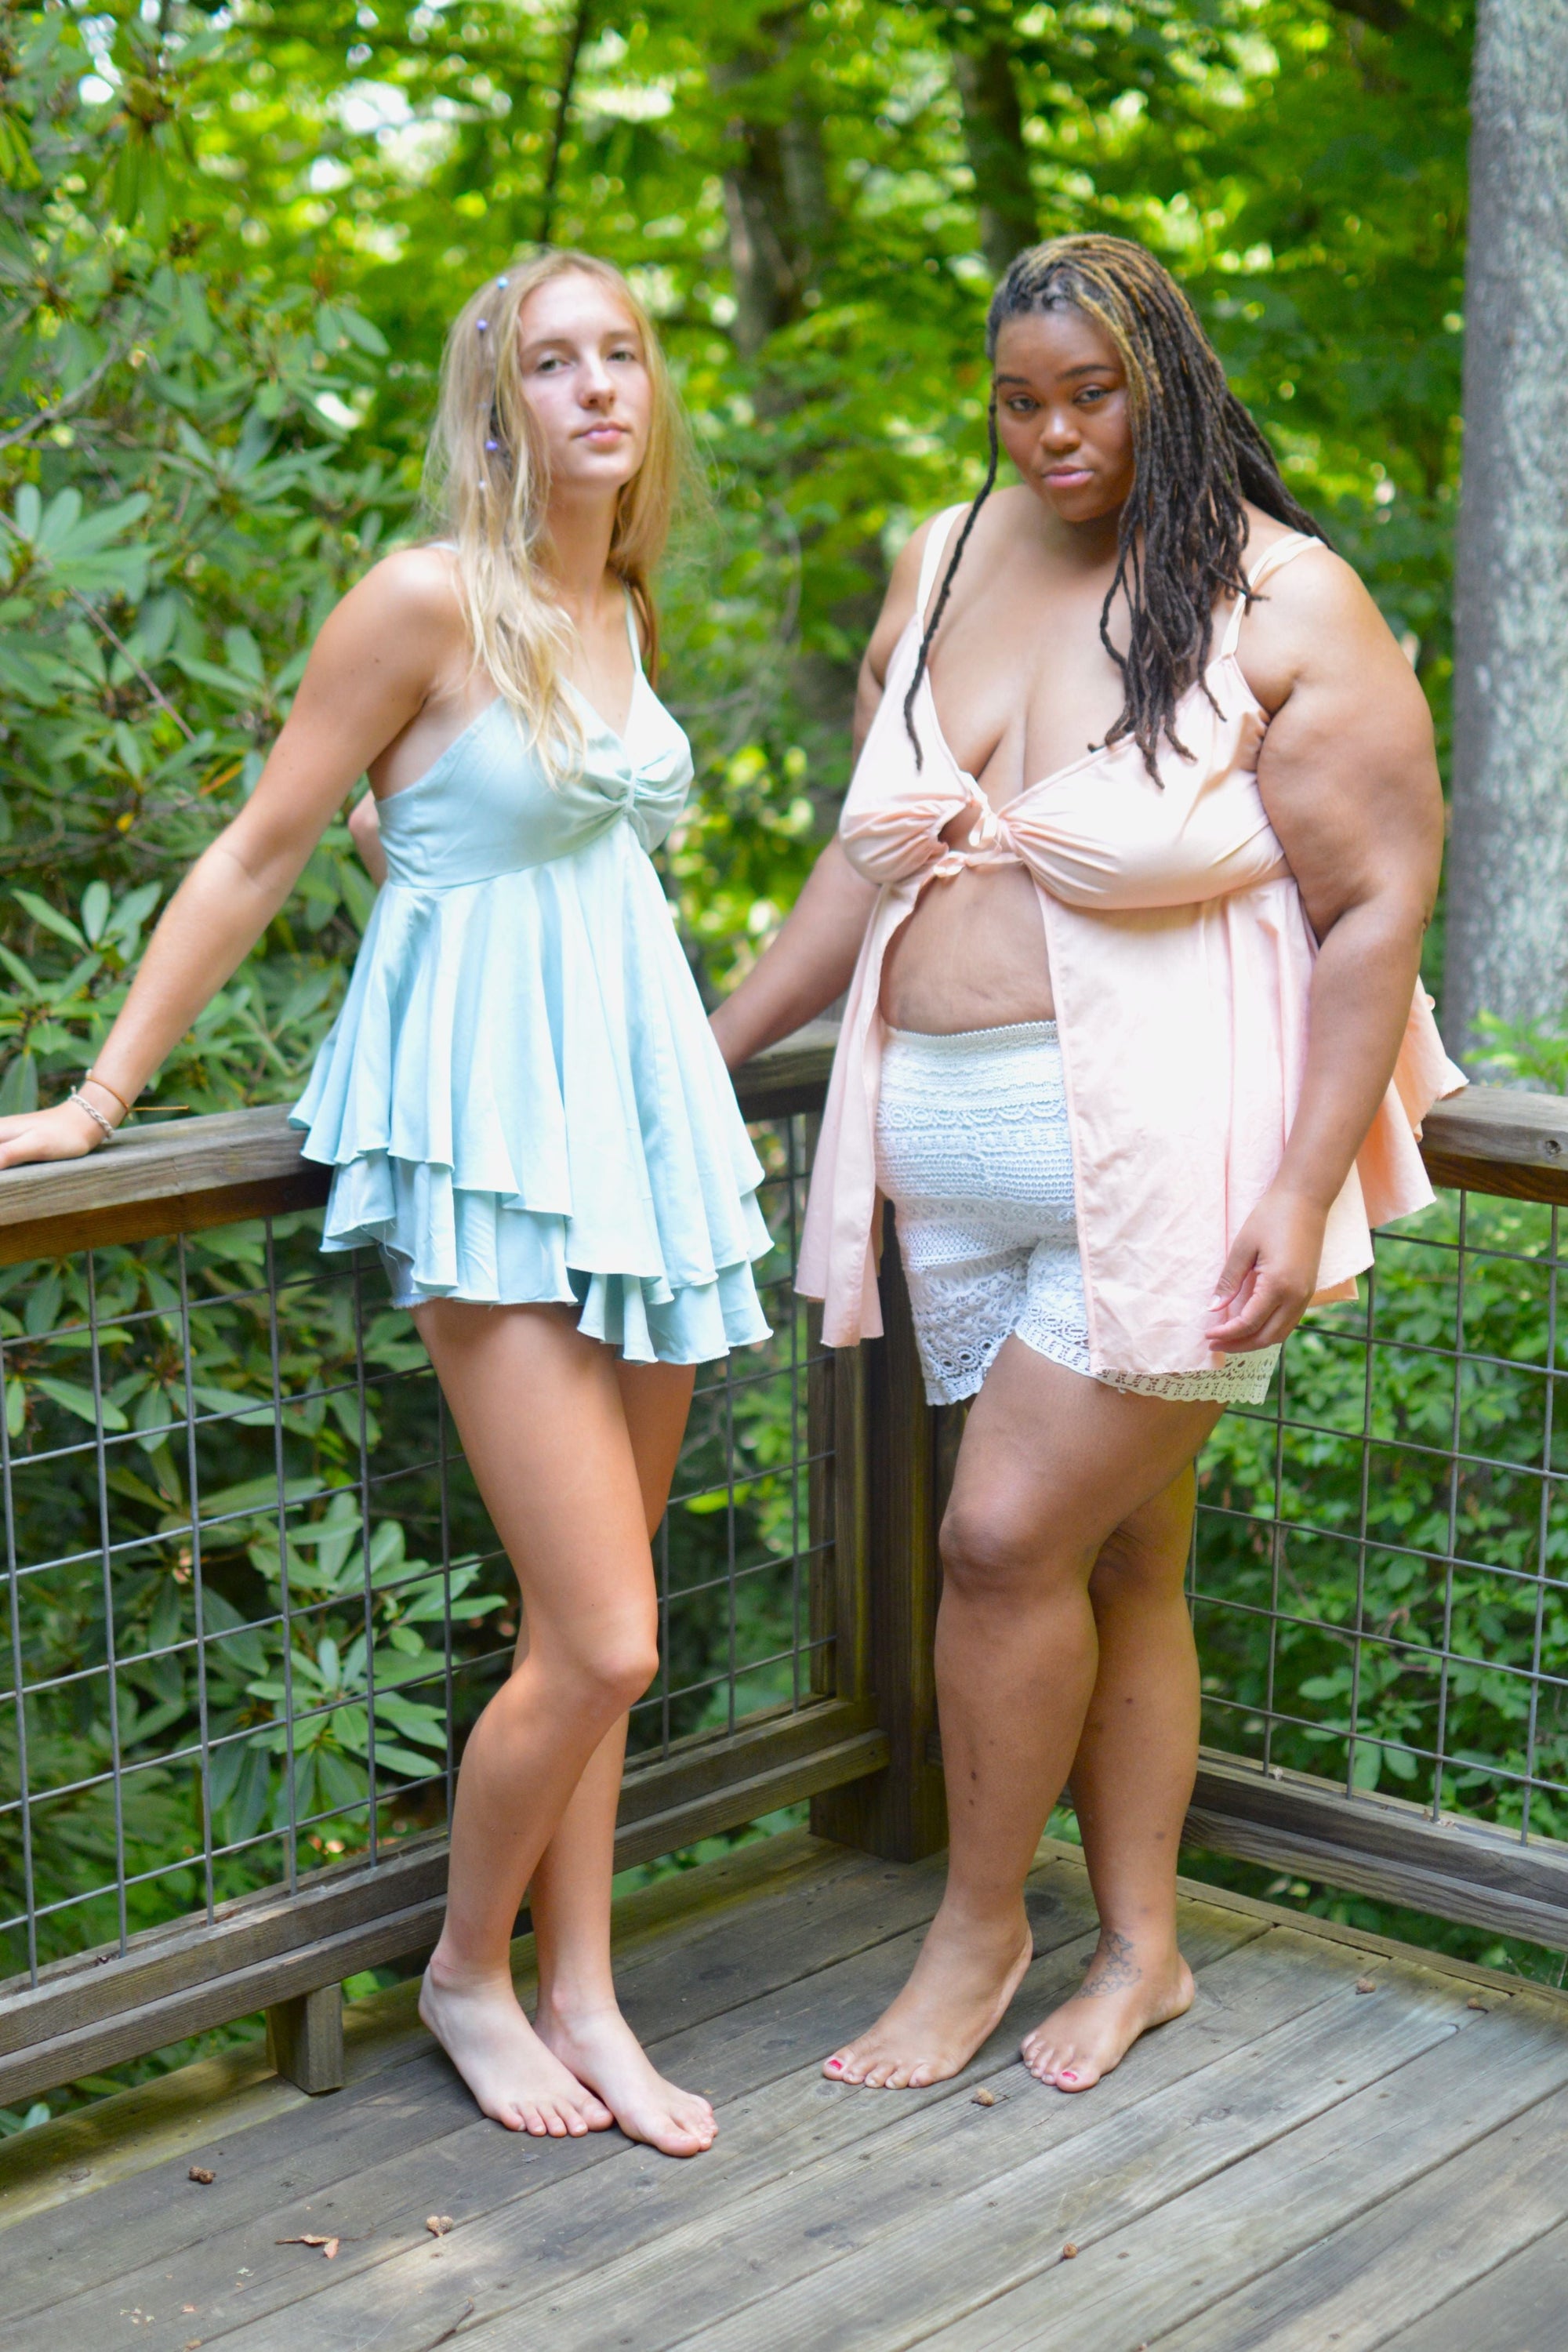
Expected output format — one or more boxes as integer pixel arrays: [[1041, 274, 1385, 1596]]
[[826, 1338, 1218, 2090], [531, 1357, 717, 2155], [1022, 1461, 1207, 2089], [413, 1301, 701, 2146]]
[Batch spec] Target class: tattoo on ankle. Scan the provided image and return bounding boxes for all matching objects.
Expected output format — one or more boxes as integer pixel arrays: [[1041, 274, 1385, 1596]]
[[1081, 1931, 1141, 1997]]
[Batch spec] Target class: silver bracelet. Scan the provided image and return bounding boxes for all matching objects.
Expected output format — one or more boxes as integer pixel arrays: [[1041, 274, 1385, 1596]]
[[67, 1089, 117, 1145]]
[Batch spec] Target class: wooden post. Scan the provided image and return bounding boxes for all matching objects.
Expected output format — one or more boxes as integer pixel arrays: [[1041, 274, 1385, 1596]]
[[811, 1210, 948, 1861], [265, 1984, 344, 2095]]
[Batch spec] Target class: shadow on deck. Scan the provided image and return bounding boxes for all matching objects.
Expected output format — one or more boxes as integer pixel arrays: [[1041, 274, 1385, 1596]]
[[3, 1831, 1568, 2352]]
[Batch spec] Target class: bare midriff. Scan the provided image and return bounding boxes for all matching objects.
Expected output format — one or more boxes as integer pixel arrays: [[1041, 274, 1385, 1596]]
[[878, 846, 1054, 1033]]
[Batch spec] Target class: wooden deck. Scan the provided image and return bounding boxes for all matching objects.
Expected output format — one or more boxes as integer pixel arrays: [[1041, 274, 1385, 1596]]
[[5, 1831, 1568, 2352]]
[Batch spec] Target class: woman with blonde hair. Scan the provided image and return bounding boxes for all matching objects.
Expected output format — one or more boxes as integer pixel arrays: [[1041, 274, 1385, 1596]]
[[0, 250, 772, 2154]]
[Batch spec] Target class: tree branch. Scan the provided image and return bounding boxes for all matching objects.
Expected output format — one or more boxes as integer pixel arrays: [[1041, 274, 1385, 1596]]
[[0, 338, 134, 456], [539, 0, 592, 245]]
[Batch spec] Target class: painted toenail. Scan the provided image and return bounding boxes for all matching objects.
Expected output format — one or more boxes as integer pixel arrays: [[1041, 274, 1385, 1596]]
[[1060, 2069, 1077, 2082], [826, 2058, 843, 2072]]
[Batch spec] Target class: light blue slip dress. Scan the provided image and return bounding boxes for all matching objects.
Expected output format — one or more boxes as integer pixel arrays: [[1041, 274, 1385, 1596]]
[[290, 599, 773, 1364]]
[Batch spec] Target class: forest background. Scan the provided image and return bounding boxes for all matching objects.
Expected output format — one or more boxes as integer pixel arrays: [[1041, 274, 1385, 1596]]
[[13, 0, 1560, 2132], [2, 0, 1477, 1106]]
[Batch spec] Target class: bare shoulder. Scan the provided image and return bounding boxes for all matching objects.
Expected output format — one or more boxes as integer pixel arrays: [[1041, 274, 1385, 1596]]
[[1236, 518, 1417, 714], [339, 543, 466, 638], [299, 543, 467, 709]]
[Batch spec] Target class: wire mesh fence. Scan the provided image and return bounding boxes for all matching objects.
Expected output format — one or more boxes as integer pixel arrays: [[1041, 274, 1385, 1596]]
[[8, 1102, 1568, 2017], [0, 1112, 826, 1991], [1193, 1185, 1568, 1846]]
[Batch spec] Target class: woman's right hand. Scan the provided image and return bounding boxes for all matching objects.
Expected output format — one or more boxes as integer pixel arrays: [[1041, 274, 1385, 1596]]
[[0, 1099, 111, 1171]]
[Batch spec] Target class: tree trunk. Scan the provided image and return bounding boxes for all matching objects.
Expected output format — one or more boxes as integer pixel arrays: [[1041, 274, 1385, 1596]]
[[1443, 0, 1568, 1058], [712, 9, 827, 359], [948, 29, 1037, 281]]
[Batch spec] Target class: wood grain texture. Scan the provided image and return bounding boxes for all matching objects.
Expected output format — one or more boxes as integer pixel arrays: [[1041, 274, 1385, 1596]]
[[0, 1107, 325, 1265], [133, 1862, 1117, 2352], [670, 1943, 1483, 2352], [264, 1985, 343, 2097], [0, 1835, 936, 2318], [448, 1911, 1279, 2352], [6, 1835, 1566, 2352], [0, 1829, 846, 2240], [1373, 2211, 1568, 2352], [921, 1994, 1568, 2352], [1186, 1749, 1568, 1951], [0, 1701, 887, 2105], [9, 1849, 1054, 2352], [1152, 2082, 1568, 2351], [811, 1212, 947, 1862]]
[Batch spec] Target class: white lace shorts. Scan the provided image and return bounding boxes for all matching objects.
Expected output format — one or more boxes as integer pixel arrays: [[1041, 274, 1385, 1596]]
[[874, 1022, 1280, 1410]]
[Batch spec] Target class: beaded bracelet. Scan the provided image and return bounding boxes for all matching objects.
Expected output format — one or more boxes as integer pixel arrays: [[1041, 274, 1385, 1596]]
[[67, 1090, 117, 1145]]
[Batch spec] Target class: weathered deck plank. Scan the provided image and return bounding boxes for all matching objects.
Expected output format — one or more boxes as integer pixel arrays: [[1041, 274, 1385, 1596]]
[[920, 1994, 1568, 2351], [455, 1916, 1309, 2352], [0, 1834, 952, 2328], [657, 1943, 1483, 2352], [1374, 2212, 1568, 2352], [1, 1831, 1565, 2352], [197, 1899, 1257, 2352], [0, 1823, 840, 2233], [1152, 2081, 1568, 2350], [14, 1857, 1105, 2352]]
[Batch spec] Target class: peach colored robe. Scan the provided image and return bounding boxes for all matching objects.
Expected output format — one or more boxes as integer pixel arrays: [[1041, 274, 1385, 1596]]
[[797, 513, 1465, 1379]]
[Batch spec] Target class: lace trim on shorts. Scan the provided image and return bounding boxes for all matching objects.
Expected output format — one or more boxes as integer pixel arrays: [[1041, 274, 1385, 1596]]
[[874, 1023, 1279, 1409]]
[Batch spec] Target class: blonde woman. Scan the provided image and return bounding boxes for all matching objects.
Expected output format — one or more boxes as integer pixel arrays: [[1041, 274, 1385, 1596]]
[[0, 252, 773, 2154]]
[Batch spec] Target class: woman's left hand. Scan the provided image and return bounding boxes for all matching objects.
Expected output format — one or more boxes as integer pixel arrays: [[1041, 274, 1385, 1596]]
[[1205, 1188, 1327, 1353]]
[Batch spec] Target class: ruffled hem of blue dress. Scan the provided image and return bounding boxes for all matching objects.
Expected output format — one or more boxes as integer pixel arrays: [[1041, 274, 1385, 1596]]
[[321, 1149, 773, 1364]]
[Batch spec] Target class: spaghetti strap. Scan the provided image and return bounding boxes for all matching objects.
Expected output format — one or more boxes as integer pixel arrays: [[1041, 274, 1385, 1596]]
[[916, 504, 968, 626], [1220, 532, 1321, 658], [1247, 531, 1319, 592]]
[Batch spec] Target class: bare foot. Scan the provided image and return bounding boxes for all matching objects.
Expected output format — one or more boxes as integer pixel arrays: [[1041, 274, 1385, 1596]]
[[419, 1960, 615, 2136], [1021, 1929, 1194, 2092], [536, 2001, 717, 2158], [822, 1908, 1035, 2090]]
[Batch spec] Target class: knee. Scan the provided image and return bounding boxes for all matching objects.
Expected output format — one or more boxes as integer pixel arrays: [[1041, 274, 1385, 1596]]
[[589, 1632, 660, 1715], [543, 1617, 659, 1717], [939, 1499, 1051, 1603]]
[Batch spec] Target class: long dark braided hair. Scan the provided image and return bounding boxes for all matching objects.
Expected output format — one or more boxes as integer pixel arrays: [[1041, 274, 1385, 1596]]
[[903, 234, 1324, 775]]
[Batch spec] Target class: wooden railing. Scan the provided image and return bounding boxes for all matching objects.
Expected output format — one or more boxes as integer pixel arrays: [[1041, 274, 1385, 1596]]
[[3, 1039, 1568, 2108]]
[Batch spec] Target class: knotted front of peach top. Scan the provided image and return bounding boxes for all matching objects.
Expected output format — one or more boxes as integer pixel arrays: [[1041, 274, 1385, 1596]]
[[797, 514, 1465, 1378]]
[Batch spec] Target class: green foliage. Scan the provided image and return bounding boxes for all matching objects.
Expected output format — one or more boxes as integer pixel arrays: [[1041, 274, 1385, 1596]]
[[1468, 1012, 1568, 1096], [1197, 1192, 1568, 1837], [2, 0, 1473, 1006], [2, 4, 393, 1111]]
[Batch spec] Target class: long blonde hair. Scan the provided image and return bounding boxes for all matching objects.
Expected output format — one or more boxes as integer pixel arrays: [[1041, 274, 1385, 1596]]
[[424, 249, 692, 775]]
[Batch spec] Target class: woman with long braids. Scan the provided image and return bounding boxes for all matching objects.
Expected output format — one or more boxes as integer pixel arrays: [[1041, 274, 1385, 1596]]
[[713, 234, 1459, 2094], [0, 252, 774, 2152]]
